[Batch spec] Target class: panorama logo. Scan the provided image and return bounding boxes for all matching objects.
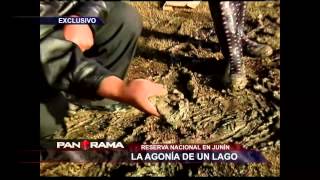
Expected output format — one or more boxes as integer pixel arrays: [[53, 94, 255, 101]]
[[56, 140, 124, 150]]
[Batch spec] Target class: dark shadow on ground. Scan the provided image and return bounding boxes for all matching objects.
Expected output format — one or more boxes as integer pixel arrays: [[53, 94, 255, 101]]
[[135, 46, 228, 90], [140, 28, 220, 52]]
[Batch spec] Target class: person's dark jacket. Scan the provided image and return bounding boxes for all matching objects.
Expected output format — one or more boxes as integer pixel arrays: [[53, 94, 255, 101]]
[[40, 1, 115, 100]]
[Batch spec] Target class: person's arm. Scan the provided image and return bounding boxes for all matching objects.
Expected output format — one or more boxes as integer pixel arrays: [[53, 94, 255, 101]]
[[97, 76, 167, 116], [40, 37, 113, 100], [41, 35, 167, 116]]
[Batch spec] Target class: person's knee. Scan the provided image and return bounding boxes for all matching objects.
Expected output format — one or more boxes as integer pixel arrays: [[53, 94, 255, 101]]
[[115, 2, 143, 38]]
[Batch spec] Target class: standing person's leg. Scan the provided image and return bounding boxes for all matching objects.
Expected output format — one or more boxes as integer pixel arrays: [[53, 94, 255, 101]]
[[209, 1, 247, 90], [208, 1, 273, 90]]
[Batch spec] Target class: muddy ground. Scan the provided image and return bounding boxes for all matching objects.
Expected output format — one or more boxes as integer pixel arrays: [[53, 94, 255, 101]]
[[40, 1, 280, 177]]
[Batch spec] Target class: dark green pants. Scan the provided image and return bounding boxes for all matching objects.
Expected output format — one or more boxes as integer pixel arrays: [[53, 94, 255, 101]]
[[40, 2, 142, 146]]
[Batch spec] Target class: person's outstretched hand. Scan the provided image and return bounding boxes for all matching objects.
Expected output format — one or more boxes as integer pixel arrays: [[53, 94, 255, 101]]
[[63, 15, 94, 52], [97, 76, 168, 117], [124, 79, 167, 116]]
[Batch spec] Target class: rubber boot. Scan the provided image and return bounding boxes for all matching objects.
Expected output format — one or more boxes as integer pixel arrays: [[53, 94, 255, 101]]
[[209, 1, 247, 90]]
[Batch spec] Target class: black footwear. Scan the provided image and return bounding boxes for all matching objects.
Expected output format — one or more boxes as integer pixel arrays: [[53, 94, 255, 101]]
[[242, 37, 273, 57], [222, 62, 248, 90]]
